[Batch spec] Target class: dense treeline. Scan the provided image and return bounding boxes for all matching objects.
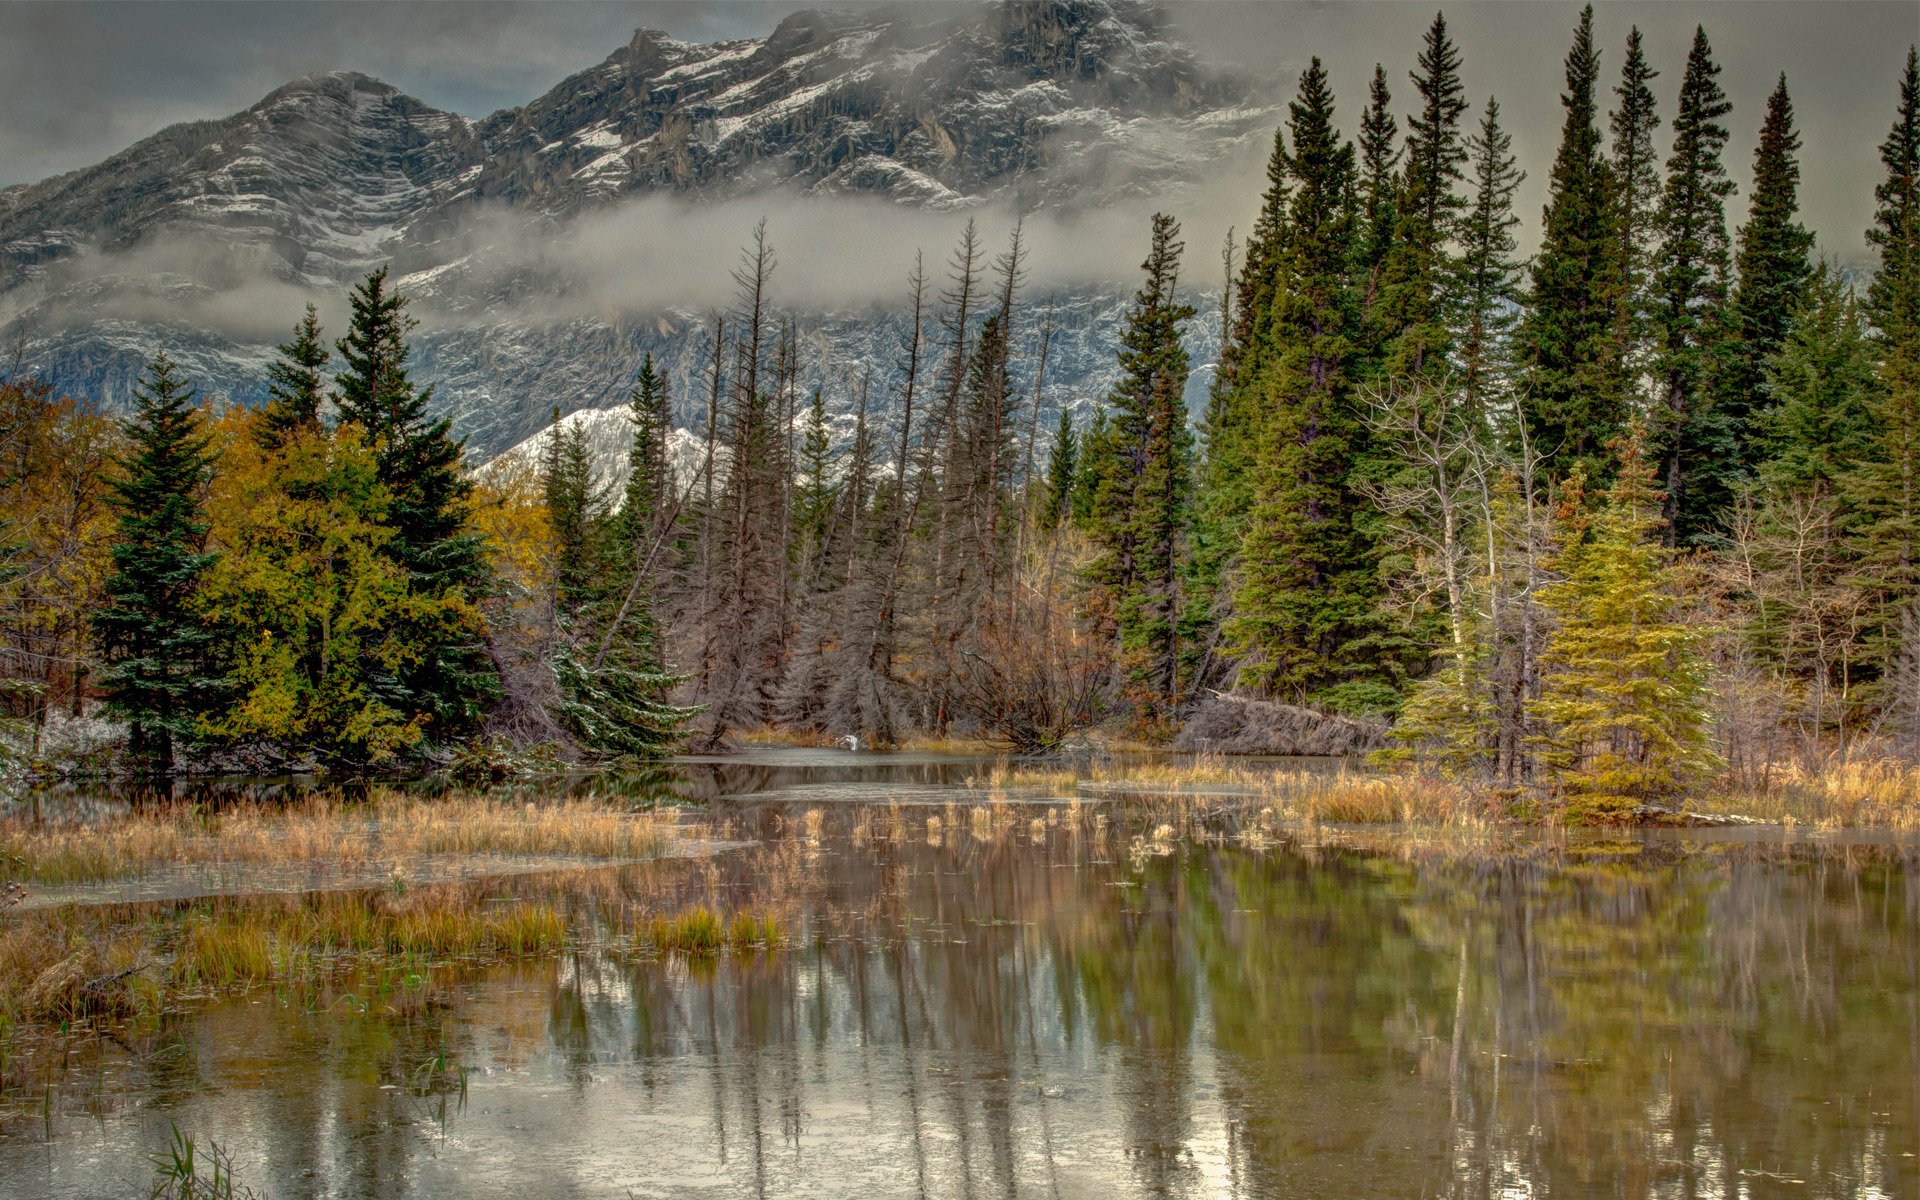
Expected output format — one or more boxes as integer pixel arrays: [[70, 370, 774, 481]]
[[0, 9, 1914, 819]]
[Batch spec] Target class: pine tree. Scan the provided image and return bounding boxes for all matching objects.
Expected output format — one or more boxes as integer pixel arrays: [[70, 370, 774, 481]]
[[257, 305, 327, 451], [1374, 12, 1469, 382], [541, 408, 597, 616], [1610, 26, 1663, 379], [1520, 5, 1628, 476], [1085, 213, 1195, 728], [94, 353, 222, 773], [1715, 75, 1816, 489], [1653, 26, 1736, 539], [794, 386, 837, 579], [1531, 429, 1714, 819], [1354, 63, 1401, 312], [1763, 264, 1878, 499], [1457, 96, 1526, 421], [1850, 46, 1920, 714], [1042, 407, 1078, 530], [617, 353, 671, 558], [1226, 60, 1386, 710], [333, 266, 496, 736]]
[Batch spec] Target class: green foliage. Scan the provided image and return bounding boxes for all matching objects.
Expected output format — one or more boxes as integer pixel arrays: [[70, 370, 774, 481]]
[[1224, 59, 1391, 705], [1520, 5, 1628, 477], [94, 354, 222, 773], [1531, 433, 1716, 818], [1456, 97, 1525, 420], [198, 416, 432, 766], [1610, 26, 1663, 369], [1082, 213, 1196, 727], [1041, 406, 1078, 530], [256, 304, 327, 451], [1761, 263, 1877, 498], [1653, 26, 1736, 539], [333, 266, 497, 737], [551, 645, 697, 760]]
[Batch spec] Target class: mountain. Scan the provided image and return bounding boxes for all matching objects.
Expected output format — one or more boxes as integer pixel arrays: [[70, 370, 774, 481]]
[[0, 0, 1267, 461]]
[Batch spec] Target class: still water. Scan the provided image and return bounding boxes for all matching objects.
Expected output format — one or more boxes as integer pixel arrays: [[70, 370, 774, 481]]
[[2, 754, 1916, 1198]]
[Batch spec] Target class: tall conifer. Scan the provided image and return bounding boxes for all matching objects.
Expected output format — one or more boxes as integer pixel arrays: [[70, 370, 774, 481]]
[[95, 353, 221, 773], [1520, 6, 1627, 475], [1653, 26, 1735, 539]]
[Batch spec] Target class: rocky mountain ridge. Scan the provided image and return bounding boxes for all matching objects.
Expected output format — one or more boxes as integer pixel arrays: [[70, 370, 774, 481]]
[[0, 0, 1268, 461]]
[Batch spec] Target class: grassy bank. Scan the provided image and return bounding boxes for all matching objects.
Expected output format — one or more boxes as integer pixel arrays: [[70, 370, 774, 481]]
[[0, 790, 677, 886], [992, 755, 1920, 829]]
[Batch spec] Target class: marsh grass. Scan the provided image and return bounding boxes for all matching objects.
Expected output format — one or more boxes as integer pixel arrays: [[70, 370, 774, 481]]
[[0, 790, 677, 886], [643, 907, 783, 957], [1700, 757, 1920, 828]]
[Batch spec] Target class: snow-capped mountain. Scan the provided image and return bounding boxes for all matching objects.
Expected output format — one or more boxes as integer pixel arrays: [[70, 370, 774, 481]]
[[0, 0, 1266, 461]]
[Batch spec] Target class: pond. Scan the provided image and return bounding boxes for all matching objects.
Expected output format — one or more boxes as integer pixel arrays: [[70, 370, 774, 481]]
[[1, 752, 1915, 1198]]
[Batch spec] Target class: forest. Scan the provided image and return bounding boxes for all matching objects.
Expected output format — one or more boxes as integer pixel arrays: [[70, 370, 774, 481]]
[[2, 8, 1917, 822]]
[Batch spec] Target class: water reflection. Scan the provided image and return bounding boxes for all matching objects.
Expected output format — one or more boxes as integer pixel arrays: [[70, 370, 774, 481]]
[[3, 814, 1915, 1198]]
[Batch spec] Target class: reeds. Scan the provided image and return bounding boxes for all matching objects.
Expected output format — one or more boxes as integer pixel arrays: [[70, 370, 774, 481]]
[[0, 790, 677, 885], [643, 907, 783, 957], [1704, 756, 1920, 828]]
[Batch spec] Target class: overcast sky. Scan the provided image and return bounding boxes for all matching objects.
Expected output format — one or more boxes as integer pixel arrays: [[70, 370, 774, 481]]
[[1, 2, 1914, 265]]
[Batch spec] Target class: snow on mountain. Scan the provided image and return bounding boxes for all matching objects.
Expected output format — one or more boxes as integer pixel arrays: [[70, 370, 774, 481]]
[[0, 0, 1269, 466]]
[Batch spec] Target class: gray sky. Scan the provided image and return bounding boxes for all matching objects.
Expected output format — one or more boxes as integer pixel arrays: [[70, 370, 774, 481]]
[[0, 1, 1913, 263]]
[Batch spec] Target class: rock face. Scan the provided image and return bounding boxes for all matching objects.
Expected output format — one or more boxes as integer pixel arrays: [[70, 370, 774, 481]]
[[0, 0, 1269, 460]]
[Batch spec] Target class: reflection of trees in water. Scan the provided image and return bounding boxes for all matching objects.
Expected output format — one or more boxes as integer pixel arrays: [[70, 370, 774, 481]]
[[614, 834, 1915, 1198], [32, 832, 1913, 1198]]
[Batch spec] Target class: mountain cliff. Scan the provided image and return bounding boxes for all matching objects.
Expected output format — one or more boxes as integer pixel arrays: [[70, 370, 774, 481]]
[[0, 0, 1267, 460]]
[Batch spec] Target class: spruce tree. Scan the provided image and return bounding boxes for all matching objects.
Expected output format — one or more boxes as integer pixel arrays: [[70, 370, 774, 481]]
[[1520, 5, 1628, 476], [1226, 60, 1385, 710], [333, 266, 497, 735], [617, 353, 671, 557], [1850, 46, 1920, 703], [257, 304, 327, 451], [1085, 214, 1195, 728], [1531, 430, 1714, 819], [1715, 75, 1815, 489], [95, 353, 222, 773], [1374, 12, 1469, 382], [542, 408, 597, 615], [1762, 264, 1878, 500], [1042, 407, 1078, 530], [1457, 96, 1526, 421], [1354, 64, 1401, 311], [1610, 26, 1663, 378], [1653, 26, 1736, 539]]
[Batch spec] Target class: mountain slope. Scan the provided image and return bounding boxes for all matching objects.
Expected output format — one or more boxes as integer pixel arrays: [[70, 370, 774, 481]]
[[0, 0, 1268, 459]]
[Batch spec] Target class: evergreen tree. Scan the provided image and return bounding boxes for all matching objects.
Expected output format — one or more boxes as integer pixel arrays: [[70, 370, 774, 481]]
[[541, 408, 598, 615], [1042, 407, 1078, 530], [794, 386, 837, 577], [1457, 96, 1526, 421], [1850, 46, 1920, 700], [617, 353, 671, 557], [1762, 264, 1878, 499], [1531, 430, 1714, 819], [1520, 5, 1628, 476], [1653, 26, 1736, 539], [1715, 75, 1816, 488], [1226, 60, 1385, 710], [257, 304, 327, 451], [94, 353, 221, 773], [1084, 214, 1195, 727], [333, 266, 496, 736], [1374, 11, 1469, 381], [1354, 63, 1401, 310], [1610, 26, 1663, 378]]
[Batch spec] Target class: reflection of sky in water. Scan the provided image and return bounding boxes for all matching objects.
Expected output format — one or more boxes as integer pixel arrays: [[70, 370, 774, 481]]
[[1, 758, 1915, 1198]]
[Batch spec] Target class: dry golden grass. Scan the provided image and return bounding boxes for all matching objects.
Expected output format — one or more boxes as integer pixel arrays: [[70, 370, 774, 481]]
[[1005, 758, 1493, 826], [1700, 757, 1920, 828], [0, 790, 677, 885]]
